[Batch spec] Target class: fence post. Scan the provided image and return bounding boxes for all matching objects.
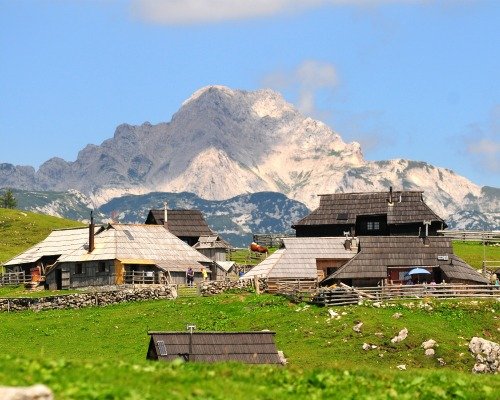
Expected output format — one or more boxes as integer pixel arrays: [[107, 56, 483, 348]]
[[254, 276, 260, 295]]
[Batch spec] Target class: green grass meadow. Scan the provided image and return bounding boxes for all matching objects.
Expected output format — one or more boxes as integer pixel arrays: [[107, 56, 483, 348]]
[[0, 292, 499, 399], [1, 210, 499, 398]]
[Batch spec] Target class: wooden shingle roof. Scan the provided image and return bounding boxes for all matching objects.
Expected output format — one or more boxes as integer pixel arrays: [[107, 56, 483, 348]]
[[293, 191, 445, 227], [3, 227, 94, 267], [58, 224, 211, 270], [147, 331, 282, 364], [146, 209, 213, 238], [243, 237, 358, 279], [325, 236, 487, 284]]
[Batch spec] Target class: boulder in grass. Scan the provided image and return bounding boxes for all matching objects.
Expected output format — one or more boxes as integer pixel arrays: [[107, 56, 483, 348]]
[[0, 384, 53, 400]]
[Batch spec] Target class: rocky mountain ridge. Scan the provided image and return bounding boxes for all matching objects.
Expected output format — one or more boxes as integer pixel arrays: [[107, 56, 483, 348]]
[[0, 85, 498, 227]]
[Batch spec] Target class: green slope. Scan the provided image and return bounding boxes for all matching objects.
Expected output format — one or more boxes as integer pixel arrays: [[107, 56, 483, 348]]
[[0, 208, 84, 265], [0, 294, 498, 399]]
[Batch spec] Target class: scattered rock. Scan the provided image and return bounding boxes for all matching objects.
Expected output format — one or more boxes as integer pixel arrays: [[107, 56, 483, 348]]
[[277, 350, 287, 365], [397, 364, 406, 370], [328, 309, 339, 319], [421, 339, 437, 350], [362, 343, 371, 351], [353, 322, 363, 333], [425, 348, 435, 356], [437, 358, 446, 366], [0, 384, 53, 400], [373, 302, 382, 308], [392, 312, 403, 319], [469, 337, 500, 373], [391, 328, 408, 344]]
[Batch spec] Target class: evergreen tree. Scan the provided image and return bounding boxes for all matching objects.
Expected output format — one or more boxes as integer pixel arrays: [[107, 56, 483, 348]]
[[1, 189, 17, 209]]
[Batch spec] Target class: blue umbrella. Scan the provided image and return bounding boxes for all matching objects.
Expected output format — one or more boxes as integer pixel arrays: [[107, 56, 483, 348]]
[[405, 267, 431, 276]]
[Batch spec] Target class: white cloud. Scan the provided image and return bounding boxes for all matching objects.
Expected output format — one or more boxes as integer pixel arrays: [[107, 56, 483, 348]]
[[130, 0, 434, 25], [464, 106, 500, 173], [262, 60, 338, 116]]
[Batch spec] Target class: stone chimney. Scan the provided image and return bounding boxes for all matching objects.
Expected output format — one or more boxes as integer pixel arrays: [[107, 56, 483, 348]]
[[388, 186, 393, 204]]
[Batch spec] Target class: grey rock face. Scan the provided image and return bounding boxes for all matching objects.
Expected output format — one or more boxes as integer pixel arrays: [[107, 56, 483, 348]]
[[1, 85, 498, 227]]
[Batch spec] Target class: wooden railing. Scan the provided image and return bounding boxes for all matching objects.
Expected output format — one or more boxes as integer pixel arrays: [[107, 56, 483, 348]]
[[0, 272, 31, 286], [312, 284, 500, 306], [124, 271, 157, 285]]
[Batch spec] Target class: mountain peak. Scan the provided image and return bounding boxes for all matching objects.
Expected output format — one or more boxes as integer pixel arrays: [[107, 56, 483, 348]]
[[182, 85, 236, 107]]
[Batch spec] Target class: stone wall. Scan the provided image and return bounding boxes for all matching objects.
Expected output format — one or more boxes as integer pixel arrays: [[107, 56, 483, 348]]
[[199, 279, 267, 296], [0, 285, 177, 313]]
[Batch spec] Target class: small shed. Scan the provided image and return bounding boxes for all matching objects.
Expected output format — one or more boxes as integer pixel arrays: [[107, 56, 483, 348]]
[[193, 235, 232, 262], [147, 331, 283, 364], [213, 261, 237, 281]]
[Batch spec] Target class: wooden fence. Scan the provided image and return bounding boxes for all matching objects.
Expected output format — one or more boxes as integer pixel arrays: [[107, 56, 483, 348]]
[[438, 230, 500, 243], [0, 272, 31, 286], [312, 283, 500, 306]]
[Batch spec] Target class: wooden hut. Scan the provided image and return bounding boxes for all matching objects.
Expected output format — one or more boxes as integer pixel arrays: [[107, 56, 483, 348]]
[[2, 227, 95, 279], [147, 331, 283, 364], [322, 236, 488, 287], [293, 188, 446, 237], [45, 224, 212, 290], [193, 235, 232, 262], [242, 237, 358, 292], [145, 208, 214, 246]]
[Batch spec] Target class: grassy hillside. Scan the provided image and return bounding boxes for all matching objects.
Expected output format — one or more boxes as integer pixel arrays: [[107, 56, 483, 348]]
[[0, 208, 84, 265], [0, 293, 499, 399], [452, 241, 500, 269]]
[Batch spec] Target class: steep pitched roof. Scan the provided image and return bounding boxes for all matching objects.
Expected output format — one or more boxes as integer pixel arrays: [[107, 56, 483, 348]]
[[146, 209, 213, 238], [3, 227, 94, 267], [58, 224, 211, 271], [293, 191, 445, 227], [243, 237, 357, 279], [147, 331, 282, 364], [325, 236, 487, 283], [193, 235, 232, 250]]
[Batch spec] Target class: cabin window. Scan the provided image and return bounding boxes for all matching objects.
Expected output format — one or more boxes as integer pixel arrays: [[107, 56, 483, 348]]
[[367, 221, 380, 231], [75, 263, 83, 275], [97, 261, 106, 273]]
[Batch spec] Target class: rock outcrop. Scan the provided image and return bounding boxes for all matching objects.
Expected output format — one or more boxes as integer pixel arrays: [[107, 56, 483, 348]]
[[469, 337, 500, 373]]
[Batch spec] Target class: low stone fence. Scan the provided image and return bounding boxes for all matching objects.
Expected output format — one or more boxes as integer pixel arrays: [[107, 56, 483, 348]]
[[0, 285, 177, 313], [199, 279, 267, 296]]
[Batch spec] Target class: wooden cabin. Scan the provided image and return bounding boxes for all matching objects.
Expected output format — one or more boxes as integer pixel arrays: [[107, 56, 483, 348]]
[[145, 208, 213, 246], [322, 236, 488, 287], [242, 237, 358, 292], [292, 188, 446, 238], [44, 224, 212, 290], [147, 331, 283, 364]]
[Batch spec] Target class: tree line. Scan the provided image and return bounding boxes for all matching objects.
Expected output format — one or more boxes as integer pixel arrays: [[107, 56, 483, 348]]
[[0, 188, 17, 209]]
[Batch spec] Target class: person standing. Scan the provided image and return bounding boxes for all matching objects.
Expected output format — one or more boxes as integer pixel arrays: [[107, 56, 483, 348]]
[[186, 267, 194, 287], [201, 267, 208, 281]]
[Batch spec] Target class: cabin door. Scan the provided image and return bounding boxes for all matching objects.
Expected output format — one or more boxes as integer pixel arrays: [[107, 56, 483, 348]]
[[55, 268, 70, 290]]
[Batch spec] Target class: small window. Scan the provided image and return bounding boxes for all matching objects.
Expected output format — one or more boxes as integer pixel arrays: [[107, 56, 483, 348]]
[[157, 340, 168, 356], [98, 261, 106, 273], [75, 263, 83, 275], [337, 212, 349, 220], [367, 221, 380, 231]]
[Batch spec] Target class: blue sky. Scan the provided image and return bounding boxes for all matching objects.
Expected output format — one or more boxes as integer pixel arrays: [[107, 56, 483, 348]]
[[1, 0, 498, 188]]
